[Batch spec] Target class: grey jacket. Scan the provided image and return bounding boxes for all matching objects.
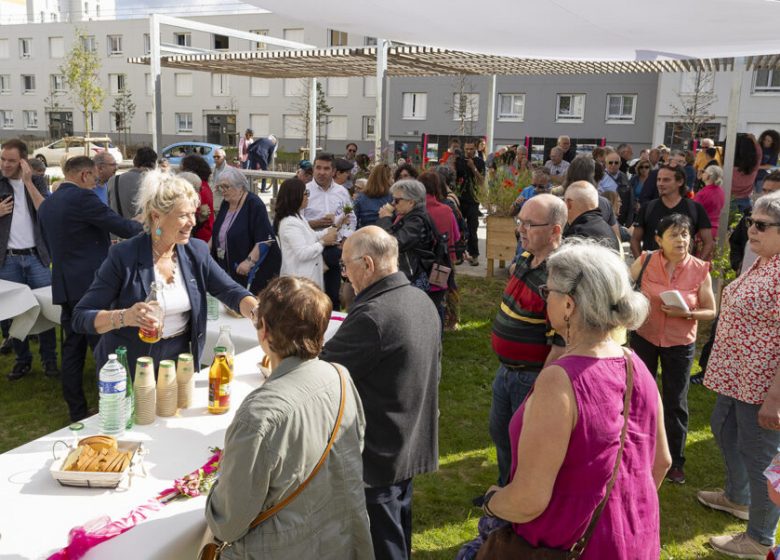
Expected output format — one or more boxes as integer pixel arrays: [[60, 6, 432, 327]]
[[0, 174, 50, 268], [206, 357, 374, 560], [108, 167, 146, 218]]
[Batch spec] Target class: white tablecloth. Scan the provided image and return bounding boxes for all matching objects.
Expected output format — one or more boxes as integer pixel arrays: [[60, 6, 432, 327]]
[[0, 280, 61, 339]]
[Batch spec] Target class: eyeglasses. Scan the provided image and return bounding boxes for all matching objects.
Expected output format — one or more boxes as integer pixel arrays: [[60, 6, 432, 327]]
[[517, 220, 551, 229], [539, 271, 584, 301], [606, 160, 620, 165], [339, 255, 364, 273], [216, 183, 231, 191], [392, 197, 407, 205], [746, 217, 780, 232], [303, 189, 310, 196]]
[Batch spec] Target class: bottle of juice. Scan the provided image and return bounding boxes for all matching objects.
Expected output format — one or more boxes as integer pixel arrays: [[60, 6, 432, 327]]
[[138, 281, 165, 343], [208, 347, 232, 414], [215, 325, 235, 367]]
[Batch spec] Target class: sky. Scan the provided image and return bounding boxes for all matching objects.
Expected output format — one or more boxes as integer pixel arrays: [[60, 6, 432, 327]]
[[112, 0, 266, 19]]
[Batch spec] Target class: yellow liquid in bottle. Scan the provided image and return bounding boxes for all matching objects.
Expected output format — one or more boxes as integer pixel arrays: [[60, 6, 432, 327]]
[[208, 354, 233, 414], [138, 326, 161, 344]]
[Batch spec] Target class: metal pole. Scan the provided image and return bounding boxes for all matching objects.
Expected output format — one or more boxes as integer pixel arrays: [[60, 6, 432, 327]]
[[374, 39, 388, 163], [485, 75, 497, 155], [150, 14, 162, 152], [308, 77, 317, 159], [718, 57, 746, 249]]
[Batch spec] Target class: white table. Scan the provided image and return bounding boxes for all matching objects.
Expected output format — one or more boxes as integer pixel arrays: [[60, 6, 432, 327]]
[[0, 280, 61, 340]]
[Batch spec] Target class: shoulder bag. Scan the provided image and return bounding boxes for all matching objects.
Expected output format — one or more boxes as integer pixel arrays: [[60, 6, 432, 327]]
[[475, 348, 635, 560], [198, 363, 347, 560]]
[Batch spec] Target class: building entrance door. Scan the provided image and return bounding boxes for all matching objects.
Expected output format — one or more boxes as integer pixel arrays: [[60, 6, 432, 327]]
[[48, 112, 73, 138], [206, 114, 236, 146]]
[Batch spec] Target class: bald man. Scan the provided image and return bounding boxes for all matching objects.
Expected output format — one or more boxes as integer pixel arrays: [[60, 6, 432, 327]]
[[321, 227, 441, 560], [562, 181, 620, 251]]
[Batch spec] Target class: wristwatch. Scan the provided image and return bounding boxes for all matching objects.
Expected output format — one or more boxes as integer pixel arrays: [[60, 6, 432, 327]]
[[686, 311, 693, 320]]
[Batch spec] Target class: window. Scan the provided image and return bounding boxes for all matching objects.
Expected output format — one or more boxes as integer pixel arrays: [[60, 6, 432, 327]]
[[19, 38, 32, 58], [363, 77, 376, 97], [109, 111, 123, 133], [364, 36, 377, 46], [0, 75, 10, 94], [23, 110, 38, 129], [283, 28, 304, 43], [605, 94, 637, 123], [327, 115, 347, 140], [327, 77, 348, 97], [328, 30, 348, 47], [0, 39, 8, 59], [211, 74, 229, 96], [88, 112, 98, 131], [402, 92, 427, 120], [556, 94, 585, 122], [250, 29, 268, 50], [754, 69, 780, 93], [284, 78, 305, 97], [250, 77, 269, 96], [49, 37, 64, 58], [96, 3, 100, 17], [175, 73, 192, 96], [143, 33, 150, 55], [174, 32, 191, 47], [497, 93, 525, 121], [213, 34, 229, 50], [249, 114, 269, 136], [283, 114, 304, 139], [22, 75, 36, 94], [175, 112, 192, 133], [362, 116, 375, 140], [107, 35, 122, 56], [50, 74, 65, 93], [452, 93, 479, 122], [0, 110, 13, 128], [40, 10, 44, 22], [81, 35, 96, 53], [109, 73, 126, 95]]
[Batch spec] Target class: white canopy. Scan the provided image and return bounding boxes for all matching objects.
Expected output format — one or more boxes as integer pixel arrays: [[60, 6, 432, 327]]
[[247, 0, 780, 62]]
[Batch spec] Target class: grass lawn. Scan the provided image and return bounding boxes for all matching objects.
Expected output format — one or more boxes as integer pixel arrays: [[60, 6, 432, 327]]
[[0, 275, 770, 558]]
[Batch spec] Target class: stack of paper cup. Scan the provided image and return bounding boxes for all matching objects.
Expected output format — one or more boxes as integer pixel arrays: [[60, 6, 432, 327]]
[[134, 357, 156, 425], [176, 353, 195, 409], [156, 360, 178, 417]]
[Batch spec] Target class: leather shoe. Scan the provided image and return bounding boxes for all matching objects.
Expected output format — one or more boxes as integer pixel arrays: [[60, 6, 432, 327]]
[[44, 361, 60, 378], [7, 362, 31, 381], [0, 337, 12, 355]]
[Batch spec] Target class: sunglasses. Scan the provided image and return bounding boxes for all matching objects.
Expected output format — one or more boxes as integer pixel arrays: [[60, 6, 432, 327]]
[[392, 197, 406, 205], [606, 160, 620, 165], [746, 217, 780, 232]]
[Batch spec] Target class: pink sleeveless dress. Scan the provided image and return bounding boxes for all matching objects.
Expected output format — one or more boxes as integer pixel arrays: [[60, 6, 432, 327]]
[[509, 354, 660, 559]]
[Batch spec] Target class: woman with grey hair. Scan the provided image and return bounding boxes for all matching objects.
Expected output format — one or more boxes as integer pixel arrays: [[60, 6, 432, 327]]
[[699, 191, 780, 557], [211, 165, 281, 294], [466, 239, 670, 560], [694, 165, 726, 238], [376, 179, 441, 296]]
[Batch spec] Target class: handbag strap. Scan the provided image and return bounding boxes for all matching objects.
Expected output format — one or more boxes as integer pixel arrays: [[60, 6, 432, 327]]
[[246, 362, 347, 531], [634, 250, 653, 291], [568, 347, 635, 559]]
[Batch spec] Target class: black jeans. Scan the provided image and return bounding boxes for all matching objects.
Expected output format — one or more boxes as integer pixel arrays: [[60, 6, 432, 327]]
[[698, 315, 719, 374], [365, 478, 413, 560], [61, 302, 100, 421], [631, 333, 695, 468], [461, 202, 480, 258]]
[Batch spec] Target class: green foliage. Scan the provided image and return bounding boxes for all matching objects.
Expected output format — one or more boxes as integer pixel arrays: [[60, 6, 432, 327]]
[[480, 165, 533, 216], [61, 29, 105, 138]]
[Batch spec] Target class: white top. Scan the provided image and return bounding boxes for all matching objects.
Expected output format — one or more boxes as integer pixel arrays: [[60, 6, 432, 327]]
[[155, 261, 191, 338], [303, 179, 352, 222], [7, 178, 36, 249], [278, 214, 325, 289]]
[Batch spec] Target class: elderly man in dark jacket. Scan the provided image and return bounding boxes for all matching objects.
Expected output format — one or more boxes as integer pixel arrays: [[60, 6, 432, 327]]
[[563, 181, 620, 251], [321, 226, 441, 560]]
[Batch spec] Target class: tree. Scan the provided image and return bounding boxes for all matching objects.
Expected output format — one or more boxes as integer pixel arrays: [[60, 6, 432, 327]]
[[669, 70, 717, 147], [61, 29, 105, 138], [448, 76, 479, 136], [289, 79, 332, 152], [111, 81, 136, 150]]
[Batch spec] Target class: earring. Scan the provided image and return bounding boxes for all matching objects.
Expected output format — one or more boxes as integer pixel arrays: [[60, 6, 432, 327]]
[[154, 226, 162, 239], [564, 315, 571, 346]]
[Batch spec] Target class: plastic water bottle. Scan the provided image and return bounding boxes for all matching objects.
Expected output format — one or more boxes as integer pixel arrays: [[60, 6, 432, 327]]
[[207, 294, 220, 321], [215, 325, 235, 366], [116, 346, 134, 430], [99, 353, 127, 436]]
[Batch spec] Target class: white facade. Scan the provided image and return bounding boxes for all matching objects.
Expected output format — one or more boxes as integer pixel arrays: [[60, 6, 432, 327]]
[[653, 70, 780, 147], [0, 0, 115, 24]]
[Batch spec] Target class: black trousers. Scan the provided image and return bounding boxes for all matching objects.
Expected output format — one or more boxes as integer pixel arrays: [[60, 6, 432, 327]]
[[461, 202, 481, 257], [61, 302, 100, 422], [321, 245, 342, 310], [365, 478, 413, 560], [698, 315, 719, 374], [631, 333, 695, 468]]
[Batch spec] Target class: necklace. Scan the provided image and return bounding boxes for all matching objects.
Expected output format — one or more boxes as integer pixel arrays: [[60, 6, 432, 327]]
[[154, 251, 178, 285], [152, 244, 175, 260]]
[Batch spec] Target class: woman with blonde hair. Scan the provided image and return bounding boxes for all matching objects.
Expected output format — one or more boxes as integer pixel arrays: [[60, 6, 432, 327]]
[[353, 163, 393, 228]]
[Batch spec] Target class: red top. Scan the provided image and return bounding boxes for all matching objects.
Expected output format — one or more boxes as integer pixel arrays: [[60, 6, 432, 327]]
[[193, 180, 214, 243], [694, 183, 725, 238], [731, 139, 762, 199]]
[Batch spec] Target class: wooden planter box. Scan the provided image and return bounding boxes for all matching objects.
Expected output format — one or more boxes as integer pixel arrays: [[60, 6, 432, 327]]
[[485, 215, 518, 277]]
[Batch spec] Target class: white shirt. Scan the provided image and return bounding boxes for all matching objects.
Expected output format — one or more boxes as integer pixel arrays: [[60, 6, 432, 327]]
[[155, 263, 192, 338], [278, 214, 325, 289], [7, 178, 36, 249], [302, 179, 356, 238]]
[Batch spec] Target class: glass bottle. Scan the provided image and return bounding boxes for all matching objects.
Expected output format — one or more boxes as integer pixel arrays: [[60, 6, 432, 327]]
[[215, 325, 235, 367], [208, 347, 232, 415], [138, 281, 165, 344]]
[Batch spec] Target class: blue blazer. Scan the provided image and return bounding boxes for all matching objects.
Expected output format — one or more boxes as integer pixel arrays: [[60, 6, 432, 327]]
[[39, 182, 143, 306], [72, 233, 252, 369]]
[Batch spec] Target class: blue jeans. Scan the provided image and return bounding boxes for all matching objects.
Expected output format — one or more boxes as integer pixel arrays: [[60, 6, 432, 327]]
[[0, 253, 57, 366], [711, 394, 780, 545], [488, 363, 540, 486], [365, 478, 413, 560], [732, 197, 753, 214]]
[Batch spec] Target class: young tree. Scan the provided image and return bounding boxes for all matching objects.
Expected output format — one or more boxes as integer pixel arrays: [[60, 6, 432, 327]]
[[669, 70, 717, 147], [111, 84, 135, 150], [448, 76, 479, 136], [289, 79, 332, 151], [61, 29, 105, 138]]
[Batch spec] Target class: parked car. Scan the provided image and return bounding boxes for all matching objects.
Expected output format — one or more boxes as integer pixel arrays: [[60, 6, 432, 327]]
[[160, 142, 222, 166], [33, 136, 124, 167]]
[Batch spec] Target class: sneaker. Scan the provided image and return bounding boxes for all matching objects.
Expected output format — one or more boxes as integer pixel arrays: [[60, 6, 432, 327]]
[[44, 361, 60, 378], [697, 489, 750, 520], [665, 467, 686, 484], [469, 256, 479, 266], [690, 373, 705, 385], [709, 532, 768, 559], [0, 337, 12, 355], [7, 362, 31, 381]]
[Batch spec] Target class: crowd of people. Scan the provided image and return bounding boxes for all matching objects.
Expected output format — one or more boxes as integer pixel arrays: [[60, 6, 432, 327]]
[[1, 127, 779, 560]]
